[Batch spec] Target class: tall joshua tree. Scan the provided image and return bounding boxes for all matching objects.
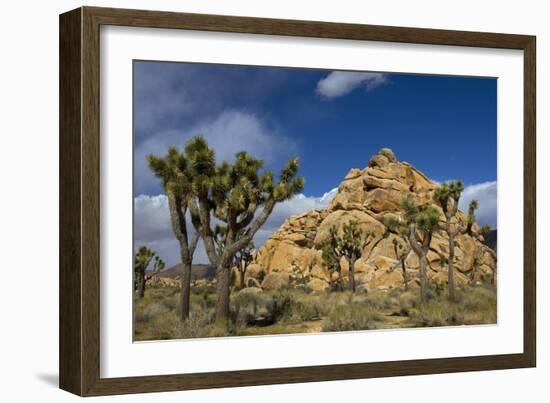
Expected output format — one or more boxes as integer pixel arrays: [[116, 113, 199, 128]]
[[433, 180, 464, 302], [182, 137, 304, 324], [401, 197, 440, 302], [147, 148, 200, 321], [134, 246, 165, 298], [383, 215, 411, 291]]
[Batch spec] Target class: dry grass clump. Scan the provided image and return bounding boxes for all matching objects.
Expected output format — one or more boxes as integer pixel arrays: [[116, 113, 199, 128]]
[[176, 308, 214, 339], [411, 299, 465, 327], [398, 290, 419, 314], [322, 303, 383, 332], [409, 284, 496, 327]]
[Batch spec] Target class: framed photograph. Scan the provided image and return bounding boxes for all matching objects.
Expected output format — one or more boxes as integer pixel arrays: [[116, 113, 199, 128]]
[[59, 6, 536, 396]]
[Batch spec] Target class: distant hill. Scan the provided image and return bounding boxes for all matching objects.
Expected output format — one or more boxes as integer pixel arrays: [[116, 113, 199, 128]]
[[483, 229, 497, 252], [147, 264, 216, 280]]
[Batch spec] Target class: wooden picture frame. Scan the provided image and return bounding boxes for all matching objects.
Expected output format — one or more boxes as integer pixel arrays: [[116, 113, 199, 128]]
[[59, 6, 536, 396]]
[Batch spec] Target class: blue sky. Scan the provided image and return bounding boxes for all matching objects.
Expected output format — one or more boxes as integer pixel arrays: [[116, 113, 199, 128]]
[[133, 61, 497, 266]]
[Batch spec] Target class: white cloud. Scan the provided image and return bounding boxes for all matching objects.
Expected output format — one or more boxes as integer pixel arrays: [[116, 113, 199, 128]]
[[458, 181, 497, 228], [133, 188, 337, 267], [135, 110, 298, 194], [316, 71, 387, 98]]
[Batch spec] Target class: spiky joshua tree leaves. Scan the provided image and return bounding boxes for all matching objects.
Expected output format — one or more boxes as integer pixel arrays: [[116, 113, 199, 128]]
[[147, 148, 200, 321], [182, 136, 304, 324], [479, 224, 492, 237], [320, 220, 365, 293], [134, 246, 165, 298], [432, 180, 464, 302]]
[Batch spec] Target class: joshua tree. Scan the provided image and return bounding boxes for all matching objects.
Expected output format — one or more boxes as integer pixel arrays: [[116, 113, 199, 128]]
[[401, 197, 440, 302], [466, 199, 479, 235], [182, 137, 304, 324], [319, 220, 364, 293], [433, 180, 464, 302], [235, 239, 255, 290], [147, 148, 200, 320], [466, 200, 497, 285], [479, 224, 492, 237], [392, 239, 409, 290], [289, 260, 311, 290], [134, 246, 165, 298], [383, 215, 411, 291], [320, 227, 343, 291], [470, 254, 481, 285], [338, 220, 364, 293]]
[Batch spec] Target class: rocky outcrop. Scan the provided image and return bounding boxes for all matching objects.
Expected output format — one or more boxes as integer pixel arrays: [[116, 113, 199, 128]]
[[250, 148, 496, 291]]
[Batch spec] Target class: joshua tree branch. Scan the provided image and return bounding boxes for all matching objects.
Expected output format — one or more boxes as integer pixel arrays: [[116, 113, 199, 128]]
[[188, 196, 219, 266], [189, 232, 200, 257], [223, 198, 275, 260]]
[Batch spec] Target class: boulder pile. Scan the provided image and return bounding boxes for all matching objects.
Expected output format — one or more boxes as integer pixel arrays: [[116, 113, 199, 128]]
[[248, 148, 496, 291]]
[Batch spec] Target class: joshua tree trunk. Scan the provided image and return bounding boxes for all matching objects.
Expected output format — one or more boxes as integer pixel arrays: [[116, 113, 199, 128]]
[[408, 223, 430, 303], [400, 256, 408, 290], [137, 273, 145, 298], [447, 223, 456, 302], [167, 193, 199, 322], [349, 258, 356, 293], [180, 260, 192, 320], [215, 264, 231, 324], [419, 254, 428, 302]]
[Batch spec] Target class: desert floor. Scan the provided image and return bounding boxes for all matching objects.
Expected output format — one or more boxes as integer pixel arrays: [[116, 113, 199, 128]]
[[134, 283, 497, 341]]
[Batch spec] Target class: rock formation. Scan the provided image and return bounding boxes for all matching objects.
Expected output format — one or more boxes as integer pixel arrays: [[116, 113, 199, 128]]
[[249, 148, 497, 291]]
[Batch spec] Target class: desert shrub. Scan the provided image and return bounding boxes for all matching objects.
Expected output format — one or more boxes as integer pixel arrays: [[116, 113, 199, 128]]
[[462, 285, 496, 311], [229, 289, 326, 328], [161, 295, 178, 311], [363, 290, 398, 310], [411, 299, 465, 327], [279, 296, 322, 324], [134, 310, 151, 323], [190, 291, 216, 310], [398, 291, 418, 315], [149, 311, 179, 340], [230, 289, 277, 327], [322, 304, 383, 332], [177, 308, 214, 339], [135, 302, 165, 323], [460, 285, 497, 324]]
